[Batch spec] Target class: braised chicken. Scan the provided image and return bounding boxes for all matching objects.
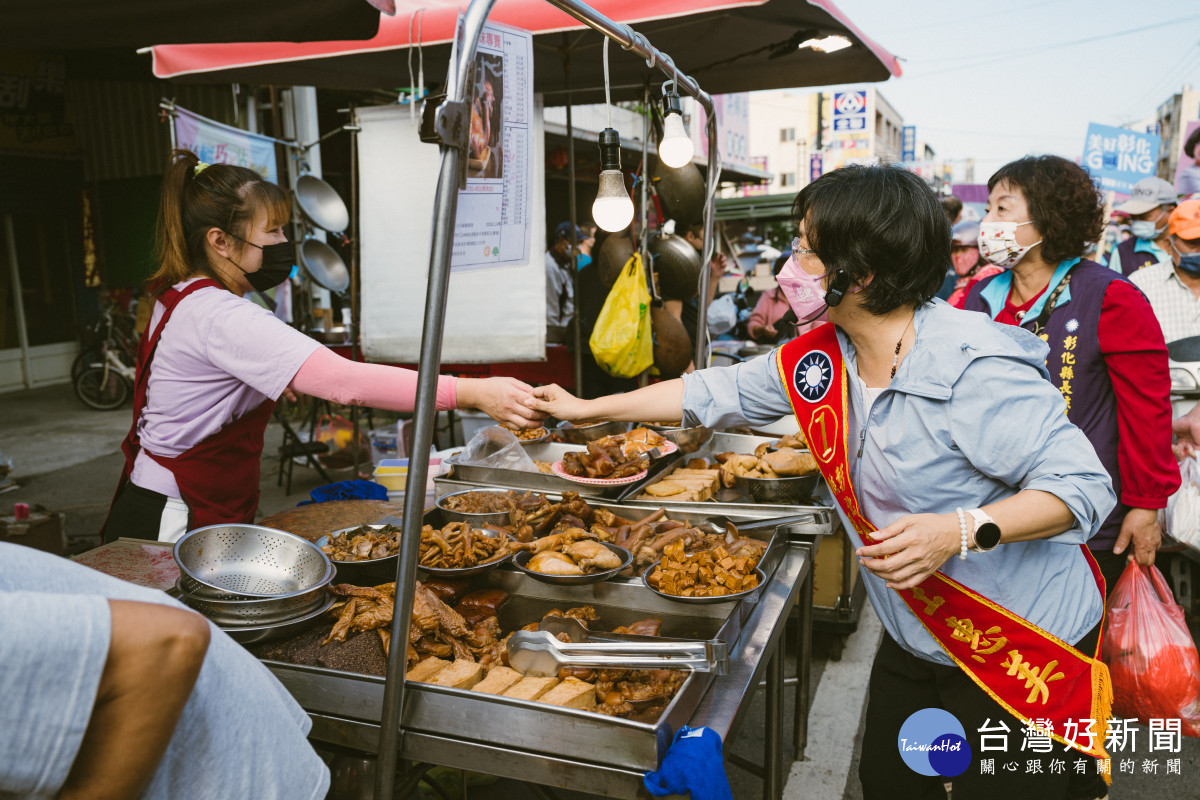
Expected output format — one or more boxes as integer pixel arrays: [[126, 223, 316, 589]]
[[563, 540, 622, 571], [527, 551, 584, 575]]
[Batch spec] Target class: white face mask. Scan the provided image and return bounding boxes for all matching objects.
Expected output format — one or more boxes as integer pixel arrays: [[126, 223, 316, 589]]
[[978, 220, 1042, 269]]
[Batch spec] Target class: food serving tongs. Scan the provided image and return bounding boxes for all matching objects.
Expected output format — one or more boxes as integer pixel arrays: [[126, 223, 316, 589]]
[[506, 616, 729, 676]]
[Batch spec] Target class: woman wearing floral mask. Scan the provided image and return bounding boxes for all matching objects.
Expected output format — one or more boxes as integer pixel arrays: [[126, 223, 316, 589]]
[[946, 219, 1001, 309], [964, 154, 1178, 602], [530, 165, 1118, 799], [965, 158, 1180, 800]]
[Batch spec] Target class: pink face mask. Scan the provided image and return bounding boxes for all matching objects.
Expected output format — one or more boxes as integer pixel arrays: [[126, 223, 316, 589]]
[[951, 250, 978, 277], [775, 256, 830, 324]]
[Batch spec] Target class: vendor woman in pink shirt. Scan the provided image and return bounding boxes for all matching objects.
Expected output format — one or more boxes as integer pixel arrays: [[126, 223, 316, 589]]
[[102, 150, 543, 543]]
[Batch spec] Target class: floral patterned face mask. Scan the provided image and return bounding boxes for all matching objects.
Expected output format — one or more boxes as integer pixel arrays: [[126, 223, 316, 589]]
[[978, 220, 1042, 269]]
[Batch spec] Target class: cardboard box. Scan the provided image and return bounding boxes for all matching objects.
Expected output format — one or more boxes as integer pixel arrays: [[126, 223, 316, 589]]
[[747, 275, 778, 292], [717, 275, 743, 294], [1, 511, 66, 556], [812, 527, 857, 609]]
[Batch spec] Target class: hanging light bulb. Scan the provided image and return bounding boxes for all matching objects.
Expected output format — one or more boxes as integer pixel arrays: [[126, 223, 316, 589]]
[[658, 81, 694, 169], [592, 128, 634, 232]]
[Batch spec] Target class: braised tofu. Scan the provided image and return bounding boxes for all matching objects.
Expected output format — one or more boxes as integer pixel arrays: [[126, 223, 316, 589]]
[[539, 677, 597, 710], [502, 676, 560, 701], [429, 659, 485, 689], [471, 666, 524, 695], [405, 657, 451, 683]]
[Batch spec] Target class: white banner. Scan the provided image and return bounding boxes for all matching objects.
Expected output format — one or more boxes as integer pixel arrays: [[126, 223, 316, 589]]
[[172, 106, 279, 184], [356, 101, 546, 364]]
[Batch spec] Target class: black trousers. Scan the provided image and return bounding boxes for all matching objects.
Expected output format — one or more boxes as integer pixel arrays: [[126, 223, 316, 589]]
[[860, 624, 1102, 800], [104, 482, 192, 543], [1089, 547, 1129, 603]]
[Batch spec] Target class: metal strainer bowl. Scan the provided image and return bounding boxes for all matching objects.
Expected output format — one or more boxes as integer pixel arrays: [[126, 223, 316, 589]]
[[174, 524, 334, 598], [175, 579, 331, 626]]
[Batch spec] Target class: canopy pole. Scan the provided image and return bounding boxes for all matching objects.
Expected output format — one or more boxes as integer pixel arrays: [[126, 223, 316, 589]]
[[639, 80, 650, 276], [349, 109, 361, 365], [695, 111, 720, 369], [373, 2, 499, 797]]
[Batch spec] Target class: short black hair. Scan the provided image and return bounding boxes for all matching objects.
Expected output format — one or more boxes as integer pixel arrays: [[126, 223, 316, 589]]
[[940, 195, 963, 222], [790, 164, 949, 315], [1186, 126, 1200, 159], [988, 155, 1104, 264]]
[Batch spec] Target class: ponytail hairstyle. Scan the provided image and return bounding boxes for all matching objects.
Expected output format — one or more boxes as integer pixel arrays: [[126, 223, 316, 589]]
[[150, 149, 291, 295]]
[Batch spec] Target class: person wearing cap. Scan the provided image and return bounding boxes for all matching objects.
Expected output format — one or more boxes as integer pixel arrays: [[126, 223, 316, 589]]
[[546, 221, 580, 341], [1130, 199, 1200, 345], [1107, 176, 1178, 276], [946, 219, 1002, 308]]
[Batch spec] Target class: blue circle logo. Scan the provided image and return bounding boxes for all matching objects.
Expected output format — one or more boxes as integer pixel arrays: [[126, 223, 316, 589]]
[[897, 708, 972, 777], [793, 350, 833, 403]]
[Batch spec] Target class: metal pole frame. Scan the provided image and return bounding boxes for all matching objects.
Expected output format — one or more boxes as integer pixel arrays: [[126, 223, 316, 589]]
[[374, 3, 721, 796], [3, 215, 33, 390]]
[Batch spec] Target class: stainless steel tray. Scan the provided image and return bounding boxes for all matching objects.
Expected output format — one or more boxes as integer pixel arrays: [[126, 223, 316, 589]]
[[259, 572, 743, 772], [621, 431, 830, 517], [423, 490, 803, 629], [435, 471, 836, 533], [447, 442, 682, 499]]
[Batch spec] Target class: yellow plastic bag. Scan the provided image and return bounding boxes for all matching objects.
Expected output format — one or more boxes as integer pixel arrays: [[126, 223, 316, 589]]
[[589, 253, 653, 378]]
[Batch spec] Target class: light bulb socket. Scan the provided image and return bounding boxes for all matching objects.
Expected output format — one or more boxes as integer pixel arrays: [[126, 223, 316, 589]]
[[661, 91, 683, 119], [598, 128, 622, 171]]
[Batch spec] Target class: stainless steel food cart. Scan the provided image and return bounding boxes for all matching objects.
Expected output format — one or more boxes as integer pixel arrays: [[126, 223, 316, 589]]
[[265, 531, 817, 799]]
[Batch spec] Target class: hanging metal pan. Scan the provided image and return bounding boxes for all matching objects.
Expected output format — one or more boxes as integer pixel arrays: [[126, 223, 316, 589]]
[[295, 175, 350, 233], [299, 238, 350, 294]]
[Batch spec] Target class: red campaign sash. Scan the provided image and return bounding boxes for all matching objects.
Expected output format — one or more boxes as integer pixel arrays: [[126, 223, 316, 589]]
[[776, 323, 1112, 761]]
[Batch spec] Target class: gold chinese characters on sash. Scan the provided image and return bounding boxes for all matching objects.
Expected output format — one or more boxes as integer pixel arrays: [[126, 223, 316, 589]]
[[776, 323, 1112, 762]]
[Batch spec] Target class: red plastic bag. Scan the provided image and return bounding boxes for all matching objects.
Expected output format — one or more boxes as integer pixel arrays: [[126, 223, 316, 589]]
[[1102, 560, 1200, 736]]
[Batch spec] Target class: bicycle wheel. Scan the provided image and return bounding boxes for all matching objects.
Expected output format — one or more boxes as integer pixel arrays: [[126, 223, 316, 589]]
[[71, 348, 102, 382], [74, 366, 130, 410]]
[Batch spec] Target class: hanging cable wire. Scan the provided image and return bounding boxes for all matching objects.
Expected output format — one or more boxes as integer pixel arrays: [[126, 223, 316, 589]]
[[910, 11, 1200, 78], [603, 36, 612, 128]]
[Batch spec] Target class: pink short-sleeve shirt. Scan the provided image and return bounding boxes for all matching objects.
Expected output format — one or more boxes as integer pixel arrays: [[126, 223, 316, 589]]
[[130, 278, 321, 499]]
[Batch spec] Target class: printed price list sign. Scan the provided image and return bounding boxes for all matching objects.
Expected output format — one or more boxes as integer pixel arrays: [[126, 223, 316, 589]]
[[450, 19, 533, 271]]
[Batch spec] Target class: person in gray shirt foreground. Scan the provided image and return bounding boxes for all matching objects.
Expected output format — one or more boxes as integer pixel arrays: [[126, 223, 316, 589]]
[[0, 542, 329, 800]]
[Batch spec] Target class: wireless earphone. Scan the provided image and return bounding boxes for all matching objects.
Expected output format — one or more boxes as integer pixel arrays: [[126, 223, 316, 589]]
[[825, 270, 852, 307]]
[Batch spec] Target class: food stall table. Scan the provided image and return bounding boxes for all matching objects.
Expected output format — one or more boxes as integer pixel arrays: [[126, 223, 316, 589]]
[[271, 537, 814, 800]]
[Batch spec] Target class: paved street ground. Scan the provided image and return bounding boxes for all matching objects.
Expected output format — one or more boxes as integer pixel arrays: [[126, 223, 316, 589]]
[[2, 383, 1199, 799]]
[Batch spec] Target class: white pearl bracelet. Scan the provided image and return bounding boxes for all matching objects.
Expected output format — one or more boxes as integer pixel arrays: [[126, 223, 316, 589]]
[[955, 507, 968, 561]]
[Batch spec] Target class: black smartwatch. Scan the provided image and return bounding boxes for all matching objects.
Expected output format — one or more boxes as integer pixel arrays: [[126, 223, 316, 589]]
[[966, 508, 1001, 552]]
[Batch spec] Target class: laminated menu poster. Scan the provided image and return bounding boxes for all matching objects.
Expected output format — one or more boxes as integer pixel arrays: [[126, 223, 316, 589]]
[[449, 18, 534, 271]]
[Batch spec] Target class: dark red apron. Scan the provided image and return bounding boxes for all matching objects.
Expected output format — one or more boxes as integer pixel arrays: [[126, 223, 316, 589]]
[[101, 279, 276, 541]]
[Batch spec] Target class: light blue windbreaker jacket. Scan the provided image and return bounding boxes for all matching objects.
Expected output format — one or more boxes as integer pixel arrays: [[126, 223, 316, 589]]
[[681, 299, 1116, 665]]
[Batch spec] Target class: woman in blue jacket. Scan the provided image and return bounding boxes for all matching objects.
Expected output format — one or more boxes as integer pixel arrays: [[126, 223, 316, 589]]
[[529, 165, 1116, 800]]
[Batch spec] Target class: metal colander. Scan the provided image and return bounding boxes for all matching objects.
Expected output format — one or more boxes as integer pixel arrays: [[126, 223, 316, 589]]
[[175, 579, 332, 626], [174, 524, 334, 598]]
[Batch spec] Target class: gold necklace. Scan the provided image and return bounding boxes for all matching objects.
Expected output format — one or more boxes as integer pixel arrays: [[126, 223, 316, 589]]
[[890, 312, 915, 380]]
